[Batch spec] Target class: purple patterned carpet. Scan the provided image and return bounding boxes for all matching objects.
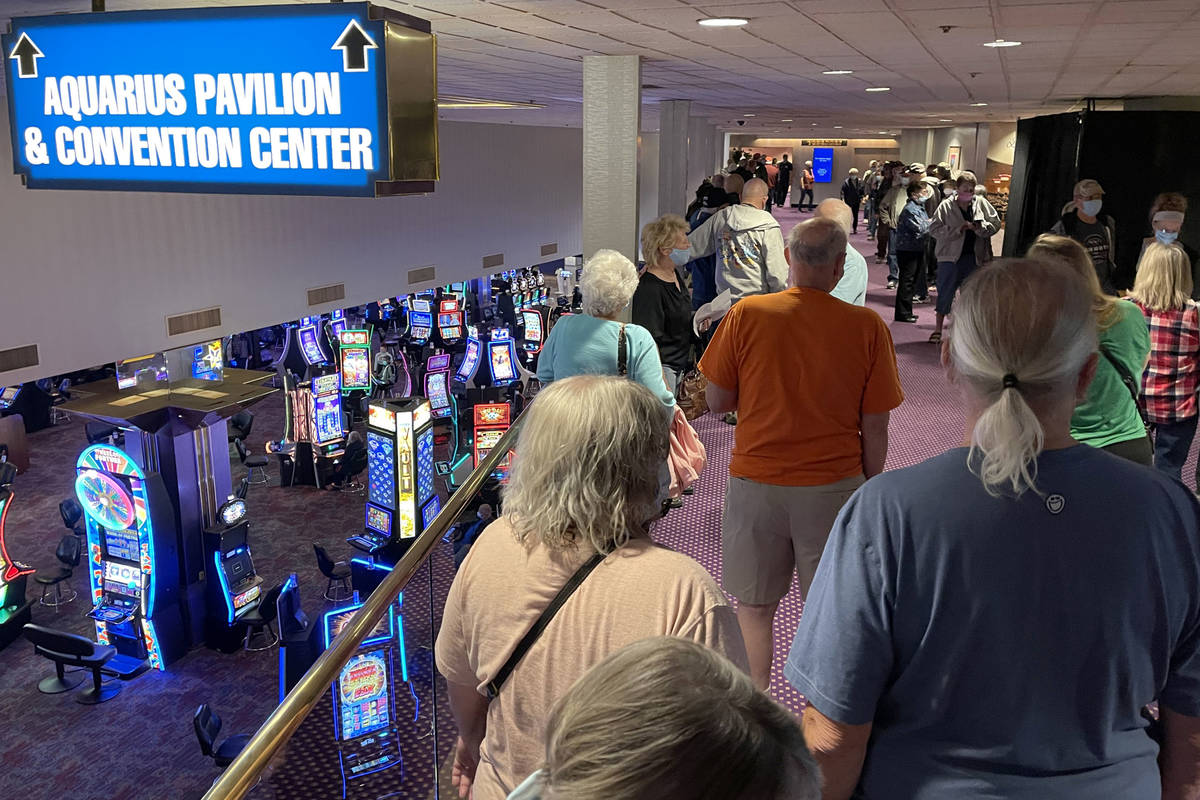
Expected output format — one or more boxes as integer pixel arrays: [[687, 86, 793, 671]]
[[2, 207, 1194, 799]]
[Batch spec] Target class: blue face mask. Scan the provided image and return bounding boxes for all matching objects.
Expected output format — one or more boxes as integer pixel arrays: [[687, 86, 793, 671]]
[[1079, 198, 1103, 217], [668, 247, 692, 267], [1156, 229, 1180, 245]]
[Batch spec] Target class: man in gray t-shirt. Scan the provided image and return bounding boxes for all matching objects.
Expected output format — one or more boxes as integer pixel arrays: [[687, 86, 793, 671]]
[[1051, 178, 1117, 292], [786, 444, 1200, 799]]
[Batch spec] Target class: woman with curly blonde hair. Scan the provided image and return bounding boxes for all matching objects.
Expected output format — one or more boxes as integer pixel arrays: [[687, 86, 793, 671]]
[[435, 376, 746, 800]]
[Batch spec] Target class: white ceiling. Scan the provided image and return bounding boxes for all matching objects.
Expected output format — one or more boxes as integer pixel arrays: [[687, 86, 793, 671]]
[[3, 0, 1200, 135]]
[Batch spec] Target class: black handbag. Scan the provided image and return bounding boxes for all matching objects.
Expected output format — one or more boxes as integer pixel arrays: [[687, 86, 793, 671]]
[[1099, 345, 1151, 434]]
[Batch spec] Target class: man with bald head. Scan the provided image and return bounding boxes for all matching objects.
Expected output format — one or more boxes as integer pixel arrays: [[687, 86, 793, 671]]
[[816, 198, 869, 306], [688, 177, 788, 301], [700, 216, 904, 691]]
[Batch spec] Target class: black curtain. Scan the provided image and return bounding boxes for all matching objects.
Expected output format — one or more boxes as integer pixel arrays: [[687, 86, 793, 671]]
[[1006, 110, 1200, 289]]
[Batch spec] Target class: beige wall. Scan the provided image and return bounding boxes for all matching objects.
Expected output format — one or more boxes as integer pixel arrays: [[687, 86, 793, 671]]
[[987, 122, 1017, 165]]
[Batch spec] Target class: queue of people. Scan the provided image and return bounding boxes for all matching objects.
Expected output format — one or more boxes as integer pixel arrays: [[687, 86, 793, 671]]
[[433, 164, 1200, 800]]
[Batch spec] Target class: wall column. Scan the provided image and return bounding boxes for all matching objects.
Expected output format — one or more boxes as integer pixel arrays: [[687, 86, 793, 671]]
[[583, 55, 642, 263], [657, 99, 690, 218]]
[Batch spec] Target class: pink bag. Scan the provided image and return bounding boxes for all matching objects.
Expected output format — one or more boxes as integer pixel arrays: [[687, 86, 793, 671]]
[[668, 405, 706, 498]]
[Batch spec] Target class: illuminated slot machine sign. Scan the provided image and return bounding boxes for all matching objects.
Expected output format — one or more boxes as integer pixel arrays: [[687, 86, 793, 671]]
[[424, 354, 452, 418], [0, 387, 17, 409], [299, 322, 326, 365], [362, 399, 435, 546], [455, 333, 482, 384], [323, 602, 405, 788], [190, 340, 224, 382], [473, 402, 512, 478], [311, 373, 344, 445], [520, 310, 543, 351], [488, 328, 519, 386], [75, 444, 180, 670], [408, 299, 433, 344], [338, 330, 372, 393]]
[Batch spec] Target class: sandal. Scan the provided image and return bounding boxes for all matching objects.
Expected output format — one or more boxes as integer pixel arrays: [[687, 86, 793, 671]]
[[928, 331, 942, 343]]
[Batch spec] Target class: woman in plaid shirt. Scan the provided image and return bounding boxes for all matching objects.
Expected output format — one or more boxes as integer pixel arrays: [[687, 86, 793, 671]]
[[1130, 243, 1200, 482]]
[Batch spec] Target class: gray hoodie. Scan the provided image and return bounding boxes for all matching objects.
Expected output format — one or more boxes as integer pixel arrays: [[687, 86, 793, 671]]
[[687, 204, 788, 301]]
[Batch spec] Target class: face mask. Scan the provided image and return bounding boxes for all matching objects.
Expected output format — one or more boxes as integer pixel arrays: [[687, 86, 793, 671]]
[[668, 247, 692, 267], [943, 188, 954, 198], [1157, 229, 1180, 245], [900, 177, 911, 186], [958, 191, 973, 203], [918, 189, 933, 202], [1079, 198, 1103, 217]]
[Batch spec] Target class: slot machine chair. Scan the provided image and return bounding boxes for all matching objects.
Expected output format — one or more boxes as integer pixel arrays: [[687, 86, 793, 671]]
[[227, 410, 255, 443], [313, 543, 352, 602], [34, 534, 80, 609], [235, 438, 271, 485], [49, 379, 72, 426], [84, 422, 124, 447], [60, 498, 85, 537], [23, 623, 120, 704], [241, 582, 284, 652], [193, 704, 251, 768]]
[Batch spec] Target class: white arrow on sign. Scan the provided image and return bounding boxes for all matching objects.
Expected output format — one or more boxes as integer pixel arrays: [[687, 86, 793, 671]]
[[8, 32, 44, 79]]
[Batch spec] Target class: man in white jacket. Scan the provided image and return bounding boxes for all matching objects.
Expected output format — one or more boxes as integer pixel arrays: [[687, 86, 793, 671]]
[[688, 178, 788, 302]]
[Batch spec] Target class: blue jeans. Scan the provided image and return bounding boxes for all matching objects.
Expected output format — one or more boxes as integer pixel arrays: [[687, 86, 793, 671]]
[[935, 250, 979, 316], [1153, 416, 1199, 483], [888, 230, 899, 281], [865, 199, 877, 236]]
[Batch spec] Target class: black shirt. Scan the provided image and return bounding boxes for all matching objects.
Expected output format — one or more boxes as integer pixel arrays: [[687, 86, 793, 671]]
[[959, 203, 977, 257], [632, 268, 694, 370]]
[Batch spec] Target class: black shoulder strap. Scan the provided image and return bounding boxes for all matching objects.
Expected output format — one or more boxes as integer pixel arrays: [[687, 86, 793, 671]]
[[486, 552, 605, 699], [617, 323, 628, 376], [1099, 344, 1150, 429]]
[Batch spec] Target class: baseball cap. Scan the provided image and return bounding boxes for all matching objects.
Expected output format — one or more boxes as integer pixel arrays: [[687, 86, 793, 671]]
[[907, 162, 926, 173], [1074, 178, 1104, 197]]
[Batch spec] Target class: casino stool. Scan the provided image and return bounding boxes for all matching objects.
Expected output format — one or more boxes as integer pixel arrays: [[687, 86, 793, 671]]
[[35, 534, 81, 609], [235, 437, 270, 486], [50, 379, 72, 425], [227, 410, 254, 444], [335, 443, 368, 496], [193, 703, 251, 769], [313, 543, 352, 602], [84, 421, 123, 446], [241, 582, 284, 652], [60, 497, 86, 538], [23, 623, 120, 704]]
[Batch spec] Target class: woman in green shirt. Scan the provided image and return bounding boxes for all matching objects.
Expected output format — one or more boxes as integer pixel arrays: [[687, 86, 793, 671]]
[[1028, 235, 1152, 465]]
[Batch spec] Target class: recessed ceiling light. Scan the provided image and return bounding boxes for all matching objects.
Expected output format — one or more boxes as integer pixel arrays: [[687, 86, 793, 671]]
[[743, 113, 756, 117], [939, 118, 953, 122], [833, 125, 843, 129], [780, 118, 793, 122], [812, 122, 819, 126], [823, 70, 854, 75], [865, 87, 891, 92], [878, 131, 889, 134], [969, 102, 989, 107], [698, 17, 748, 27], [983, 39, 1022, 48]]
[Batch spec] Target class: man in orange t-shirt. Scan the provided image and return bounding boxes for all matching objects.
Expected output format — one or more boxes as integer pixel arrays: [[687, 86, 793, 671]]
[[699, 216, 904, 690]]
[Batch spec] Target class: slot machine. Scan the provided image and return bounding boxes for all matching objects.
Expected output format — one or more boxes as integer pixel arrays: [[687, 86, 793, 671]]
[[311, 372, 346, 454], [0, 383, 52, 432], [349, 398, 438, 593], [0, 486, 34, 650], [423, 354, 453, 419], [339, 330, 373, 396], [454, 328, 483, 387], [330, 309, 349, 342], [203, 496, 263, 651], [76, 444, 184, 672], [473, 403, 512, 480], [272, 369, 346, 489], [518, 309, 545, 370], [487, 328, 520, 388], [437, 299, 464, 346], [407, 299, 433, 347], [323, 599, 407, 795]]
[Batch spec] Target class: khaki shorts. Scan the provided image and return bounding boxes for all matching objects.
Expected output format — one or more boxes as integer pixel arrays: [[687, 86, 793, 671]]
[[721, 474, 864, 605]]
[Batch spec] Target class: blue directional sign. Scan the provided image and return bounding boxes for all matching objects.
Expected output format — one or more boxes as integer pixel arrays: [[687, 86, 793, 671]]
[[812, 147, 834, 183], [2, 3, 437, 196]]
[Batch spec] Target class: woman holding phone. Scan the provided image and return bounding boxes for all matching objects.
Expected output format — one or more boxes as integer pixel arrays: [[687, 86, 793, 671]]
[[927, 171, 1001, 343]]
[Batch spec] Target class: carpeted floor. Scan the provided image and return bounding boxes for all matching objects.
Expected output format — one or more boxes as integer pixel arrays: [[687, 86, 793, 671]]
[[2, 207, 1195, 799]]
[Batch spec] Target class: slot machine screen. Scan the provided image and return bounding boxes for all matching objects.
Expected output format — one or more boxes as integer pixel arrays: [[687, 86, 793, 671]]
[[416, 426, 435, 503], [340, 347, 371, 391], [425, 371, 451, 417], [313, 394, 344, 445], [409, 312, 433, 342], [476, 428, 504, 462], [521, 311, 543, 343], [299, 325, 325, 365], [337, 649, 392, 739], [367, 432, 395, 509], [456, 340, 481, 382], [489, 342, 516, 383], [365, 504, 392, 536], [104, 560, 142, 596], [191, 340, 224, 381], [222, 549, 253, 584], [438, 313, 462, 339], [0, 387, 15, 407], [421, 495, 442, 529], [426, 354, 451, 371], [104, 528, 140, 562]]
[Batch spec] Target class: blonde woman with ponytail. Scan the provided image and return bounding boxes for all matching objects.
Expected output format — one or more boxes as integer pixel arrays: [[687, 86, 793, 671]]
[[785, 258, 1200, 800], [1027, 234, 1153, 465]]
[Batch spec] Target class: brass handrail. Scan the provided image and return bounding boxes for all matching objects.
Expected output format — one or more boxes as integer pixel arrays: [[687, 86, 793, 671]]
[[203, 411, 526, 799]]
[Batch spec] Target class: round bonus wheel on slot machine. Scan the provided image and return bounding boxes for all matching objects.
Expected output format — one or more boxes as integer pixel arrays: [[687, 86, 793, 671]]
[[75, 470, 136, 531]]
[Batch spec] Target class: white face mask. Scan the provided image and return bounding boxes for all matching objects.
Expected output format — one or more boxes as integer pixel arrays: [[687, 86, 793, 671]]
[[900, 177, 911, 186], [943, 187, 955, 198]]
